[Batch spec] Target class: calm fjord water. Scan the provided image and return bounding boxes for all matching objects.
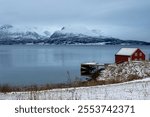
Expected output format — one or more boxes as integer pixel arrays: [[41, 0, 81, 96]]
[[0, 45, 149, 86]]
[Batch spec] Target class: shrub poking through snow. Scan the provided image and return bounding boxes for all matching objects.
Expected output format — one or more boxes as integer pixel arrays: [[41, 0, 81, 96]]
[[99, 61, 150, 82]]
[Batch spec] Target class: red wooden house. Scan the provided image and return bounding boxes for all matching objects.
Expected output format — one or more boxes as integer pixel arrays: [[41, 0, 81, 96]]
[[115, 48, 145, 64]]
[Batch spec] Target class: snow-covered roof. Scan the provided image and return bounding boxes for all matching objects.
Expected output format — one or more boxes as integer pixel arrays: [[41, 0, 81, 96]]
[[116, 48, 138, 56], [81, 62, 98, 65]]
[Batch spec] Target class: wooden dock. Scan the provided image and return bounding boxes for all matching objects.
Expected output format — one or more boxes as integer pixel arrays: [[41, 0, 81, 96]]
[[80, 62, 105, 77]]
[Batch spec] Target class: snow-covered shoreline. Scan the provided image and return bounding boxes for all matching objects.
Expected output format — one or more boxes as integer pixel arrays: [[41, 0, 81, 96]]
[[0, 78, 150, 100]]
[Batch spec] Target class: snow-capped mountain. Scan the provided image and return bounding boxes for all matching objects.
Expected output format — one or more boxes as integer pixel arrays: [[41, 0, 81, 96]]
[[0, 24, 150, 45], [0, 24, 51, 44], [51, 26, 106, 38], [52, 26, 102, 37], [0, 24, 51, 37], [50, 27, 150, 45]]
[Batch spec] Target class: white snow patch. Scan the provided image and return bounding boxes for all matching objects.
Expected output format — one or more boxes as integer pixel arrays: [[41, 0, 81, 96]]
[[81, 62, 98, 65]]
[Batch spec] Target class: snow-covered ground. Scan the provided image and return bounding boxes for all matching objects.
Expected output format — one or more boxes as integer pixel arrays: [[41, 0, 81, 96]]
[[0, 78, 150, 100], [99, 61, 150, 80]]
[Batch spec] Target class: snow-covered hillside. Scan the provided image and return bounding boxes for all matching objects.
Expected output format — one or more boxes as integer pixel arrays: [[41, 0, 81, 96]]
[[0, 24, 51, 37], [49, 27, 150, 45], [53, 26, 102, 37], [0, 24, 150, 45], [0, 24, 51, 44], [0, 78, 150, 100], [99, 61, 150, 81]]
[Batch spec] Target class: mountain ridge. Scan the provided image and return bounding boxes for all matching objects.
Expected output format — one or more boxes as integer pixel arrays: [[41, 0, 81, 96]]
[[0, 24, 150, 45]]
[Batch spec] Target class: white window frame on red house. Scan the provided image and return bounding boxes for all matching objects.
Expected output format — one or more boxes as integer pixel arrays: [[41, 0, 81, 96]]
[[139, 52, 142, 56], [135, 53, 138, 56]]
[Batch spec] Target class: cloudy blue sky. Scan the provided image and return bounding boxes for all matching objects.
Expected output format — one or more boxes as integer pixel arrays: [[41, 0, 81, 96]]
[[0, 0, 150, 41]]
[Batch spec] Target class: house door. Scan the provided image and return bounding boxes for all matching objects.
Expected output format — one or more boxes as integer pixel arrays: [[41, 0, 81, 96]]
[[128, 57, 131, 61]]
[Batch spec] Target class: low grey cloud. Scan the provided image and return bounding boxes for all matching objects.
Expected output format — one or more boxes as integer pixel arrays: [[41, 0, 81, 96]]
[[0, 0, 150, 41]]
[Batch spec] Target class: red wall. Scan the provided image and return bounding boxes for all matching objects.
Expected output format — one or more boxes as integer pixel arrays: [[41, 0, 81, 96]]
[[115, 55, 129, 64], [131, 49, 145, 60], [115, 49, 145, 64]]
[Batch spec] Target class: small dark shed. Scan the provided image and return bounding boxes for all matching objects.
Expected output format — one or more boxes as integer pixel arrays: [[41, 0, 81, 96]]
[[115, 48, 145, 64]]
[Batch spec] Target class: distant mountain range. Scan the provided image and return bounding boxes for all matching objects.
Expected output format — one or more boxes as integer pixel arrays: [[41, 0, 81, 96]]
[[0, 24, 150, 45]]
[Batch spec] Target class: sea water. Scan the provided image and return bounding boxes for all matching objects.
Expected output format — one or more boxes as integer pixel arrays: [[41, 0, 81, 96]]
[[0, 45, 149, 85]]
